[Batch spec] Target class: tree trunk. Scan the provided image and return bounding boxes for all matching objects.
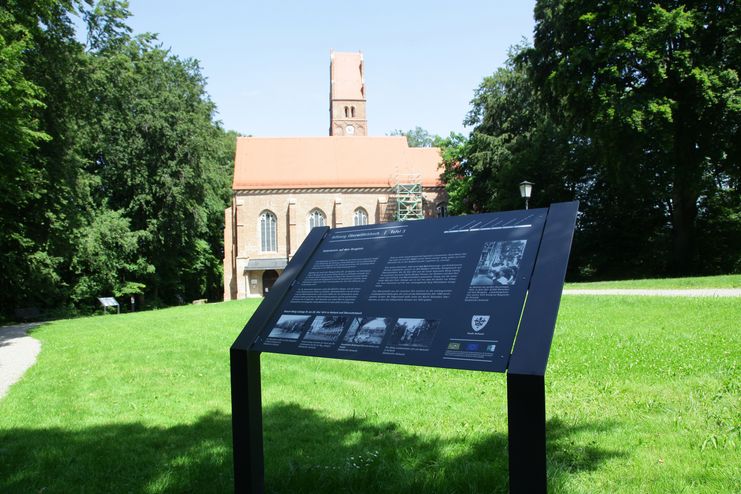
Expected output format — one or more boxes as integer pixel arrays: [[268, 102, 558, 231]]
[[670, 99, 700, 275], [670, 188, 697, 275]]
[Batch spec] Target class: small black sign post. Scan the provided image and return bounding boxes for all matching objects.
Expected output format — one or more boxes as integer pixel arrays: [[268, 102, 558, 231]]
[[231, 201, 578, 493]]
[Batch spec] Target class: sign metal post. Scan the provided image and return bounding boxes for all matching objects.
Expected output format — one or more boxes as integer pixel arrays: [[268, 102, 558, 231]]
[[230, 348, 263, 493]]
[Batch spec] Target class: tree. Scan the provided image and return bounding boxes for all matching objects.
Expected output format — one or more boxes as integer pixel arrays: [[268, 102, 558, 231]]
[[388, 126, 438, 147], [80, 5, 234, 304], [0, 0, 236, 317], [437, 132, 475, 214], [0, 0, 92, 314], [441, 45, 586, 213], [0, 5, 50, 312], [525, 0, 740, 274], [0, 6, 50, 172], [70, 209, 152, 305]]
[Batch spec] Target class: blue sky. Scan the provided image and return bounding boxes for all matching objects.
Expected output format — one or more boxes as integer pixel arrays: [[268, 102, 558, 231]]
[[105, 1, 536, 137]]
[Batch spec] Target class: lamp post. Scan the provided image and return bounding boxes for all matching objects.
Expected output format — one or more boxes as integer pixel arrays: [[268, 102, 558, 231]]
[[519, 181, 534, 210]]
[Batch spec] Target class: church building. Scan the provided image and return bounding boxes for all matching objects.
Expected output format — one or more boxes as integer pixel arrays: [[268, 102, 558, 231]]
[[224, 51, 447, 300]]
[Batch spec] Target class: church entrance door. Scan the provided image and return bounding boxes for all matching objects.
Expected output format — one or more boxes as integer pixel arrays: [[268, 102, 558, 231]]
[[262, 270, 279, 295]]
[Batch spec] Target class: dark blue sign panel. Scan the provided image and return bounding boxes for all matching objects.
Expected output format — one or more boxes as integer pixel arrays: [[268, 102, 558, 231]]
[[250, 209, 547, 372]]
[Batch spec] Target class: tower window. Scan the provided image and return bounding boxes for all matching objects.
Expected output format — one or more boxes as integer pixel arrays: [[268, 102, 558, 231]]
[[260, 210, 277, 251], [353, 207, 368, 226], [351, 106, 356, 117], [308, 208, 326, 229], [344, 106, 349, 118]]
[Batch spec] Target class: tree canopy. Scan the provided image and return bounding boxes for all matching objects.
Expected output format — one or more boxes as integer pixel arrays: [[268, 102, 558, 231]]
[[442, 1, 739, 279], [388, 127, 439, 148], [0, 0, 235, 317]]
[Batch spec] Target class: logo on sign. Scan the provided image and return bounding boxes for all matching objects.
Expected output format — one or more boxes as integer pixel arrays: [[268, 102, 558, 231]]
[[471, 315, 490, 332]]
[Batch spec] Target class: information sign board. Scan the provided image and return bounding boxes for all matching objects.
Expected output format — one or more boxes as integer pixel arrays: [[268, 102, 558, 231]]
[[250, 208, 546, 372], [231, 202, 579, 494], [97, 297, 119, 307], [98, 297, 120, 314]]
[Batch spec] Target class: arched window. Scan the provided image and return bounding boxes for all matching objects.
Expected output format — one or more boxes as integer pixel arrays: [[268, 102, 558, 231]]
[[308, 208, 326, 230], [344, 106, 349, 118], [351, 106, 356, 117], [260, 210, 277, 251], [436, 202, 448, 218], [353, 207, 368, 226]]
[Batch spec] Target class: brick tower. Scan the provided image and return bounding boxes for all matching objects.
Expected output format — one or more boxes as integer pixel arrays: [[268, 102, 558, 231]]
[[329, 51, 367, 136]]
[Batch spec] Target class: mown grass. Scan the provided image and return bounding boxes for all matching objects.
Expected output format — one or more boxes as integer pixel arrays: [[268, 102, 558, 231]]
[[0, 295, 738, 493], [565, 273, 741, 289]]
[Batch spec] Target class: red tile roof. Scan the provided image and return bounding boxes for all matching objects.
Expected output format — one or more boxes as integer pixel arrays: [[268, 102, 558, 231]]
[[232, 136, 443, 190]]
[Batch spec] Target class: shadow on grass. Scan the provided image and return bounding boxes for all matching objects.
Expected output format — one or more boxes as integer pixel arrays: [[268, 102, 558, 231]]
[[0, 322, 44, 349], [0, 404, 623, 493]]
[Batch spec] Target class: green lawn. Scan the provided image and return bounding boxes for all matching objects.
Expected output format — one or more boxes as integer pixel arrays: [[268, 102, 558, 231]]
[[565, 273, 741, 289], [0, 296, 739, 493]]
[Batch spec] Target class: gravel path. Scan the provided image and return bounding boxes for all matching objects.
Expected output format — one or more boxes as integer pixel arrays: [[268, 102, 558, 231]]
[[0, 323, 41, 400], [563, 288, 741, 297]]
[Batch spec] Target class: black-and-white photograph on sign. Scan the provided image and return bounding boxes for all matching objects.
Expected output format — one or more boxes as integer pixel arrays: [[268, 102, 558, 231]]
[[470, 240, 527, 286], [303, 316, 347, 342], [268, 314, 311, 340], [388, 318, 439, 348], [343, 317, 391, 346]]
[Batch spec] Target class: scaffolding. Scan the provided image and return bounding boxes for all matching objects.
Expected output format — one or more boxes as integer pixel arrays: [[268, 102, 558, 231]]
[[393, 173, 424, 221]]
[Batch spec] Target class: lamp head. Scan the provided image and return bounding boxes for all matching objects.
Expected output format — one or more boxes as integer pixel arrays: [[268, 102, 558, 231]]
[[519, 180, 534, 199]]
